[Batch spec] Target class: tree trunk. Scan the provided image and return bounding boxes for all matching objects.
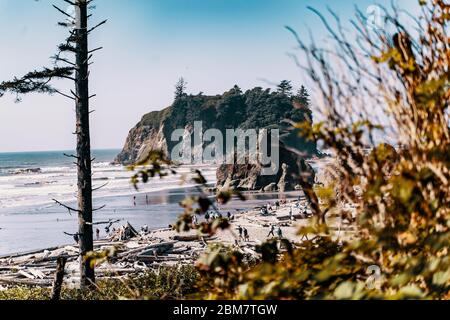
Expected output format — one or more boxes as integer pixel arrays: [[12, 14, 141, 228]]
[[75, 0, 95, 288], [51, 256, 67, 301]]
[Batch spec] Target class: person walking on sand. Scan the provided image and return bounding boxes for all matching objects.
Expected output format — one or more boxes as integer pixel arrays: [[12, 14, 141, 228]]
[[96, 228, 100, 240], [243, 228, 249, 242], [267, 224, 275, 238], [289, 206, 295, 221], [277, 226, 283, 239], [237, 226, 243, 241], [133, 196, 136, 206]]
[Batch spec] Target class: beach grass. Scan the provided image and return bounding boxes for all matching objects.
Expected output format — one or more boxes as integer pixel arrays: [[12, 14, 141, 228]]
[[0, 265, 199, 300]]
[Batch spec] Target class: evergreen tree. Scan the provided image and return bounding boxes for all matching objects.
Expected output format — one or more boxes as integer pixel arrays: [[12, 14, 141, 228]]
[[174, 77, 187, 99], [277, 80, 293, 96], [295, 85, 310, 106]]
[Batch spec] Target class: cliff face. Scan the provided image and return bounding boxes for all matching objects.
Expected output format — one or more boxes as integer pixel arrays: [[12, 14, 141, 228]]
[[216, 144, 315, 192], [115, 86, 320, 169], [115, 109, 169, 164]]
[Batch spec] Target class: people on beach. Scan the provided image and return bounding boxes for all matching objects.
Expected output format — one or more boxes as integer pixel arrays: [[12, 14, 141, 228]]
[[73, 234, 79, 244], [267, 224, 275, 238], [96, 228, 100, 240], [275, 200, 280, 210], [237, 226, 243, 240], [133, 196, 136, 206], [205, 211, 210, 222], [289, 206, 295, 221], [243, 228, 250, 242], [277, 226, 283, 239], [227, 212, 231, 220]]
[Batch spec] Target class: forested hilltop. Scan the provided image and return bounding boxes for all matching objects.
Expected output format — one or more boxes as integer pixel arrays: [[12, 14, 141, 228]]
[[115, 82, 319, 164]]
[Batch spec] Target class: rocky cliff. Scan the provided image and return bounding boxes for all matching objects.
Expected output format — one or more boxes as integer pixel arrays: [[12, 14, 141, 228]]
[[116, 86, 319, 166], [216, 143, 315, 192], [116, 86, 320, 190]]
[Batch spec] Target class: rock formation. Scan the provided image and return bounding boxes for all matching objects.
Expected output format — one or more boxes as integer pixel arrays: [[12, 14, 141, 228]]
[[216, 144, 315, 192], [116, 86, 319, 190]]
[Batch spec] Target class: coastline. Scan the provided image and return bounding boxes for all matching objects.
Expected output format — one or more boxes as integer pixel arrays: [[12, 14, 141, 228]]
[[0, 193, 354, 289]]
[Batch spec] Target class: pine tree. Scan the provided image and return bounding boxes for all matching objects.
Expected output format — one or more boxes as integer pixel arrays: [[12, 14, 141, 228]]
[[0, 0, 107, 288], [174, 77, 187, 99], [295, 85, 310, 106], [277, 80, 293, 96]]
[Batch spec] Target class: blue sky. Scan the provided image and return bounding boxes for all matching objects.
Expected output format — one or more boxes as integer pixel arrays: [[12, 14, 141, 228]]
[[0, 0, 417, 152]]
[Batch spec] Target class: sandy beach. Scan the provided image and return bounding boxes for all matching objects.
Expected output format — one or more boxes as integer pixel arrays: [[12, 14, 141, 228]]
[[0, 193, 357, 288]]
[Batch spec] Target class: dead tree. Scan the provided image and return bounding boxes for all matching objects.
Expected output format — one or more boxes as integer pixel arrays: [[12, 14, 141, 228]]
[[51, 256, 67, 301], [0, 0, 107, 288]]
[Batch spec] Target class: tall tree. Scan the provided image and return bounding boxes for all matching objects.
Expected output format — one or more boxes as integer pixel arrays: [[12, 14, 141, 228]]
[[295, 85, 310, 106], [0, 0, 106, 288], [174, 77, 188, 99], [277, 80, 293, 96]]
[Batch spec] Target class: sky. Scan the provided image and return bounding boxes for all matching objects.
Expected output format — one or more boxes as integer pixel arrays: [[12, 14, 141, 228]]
[[0, 0, 418, 152]]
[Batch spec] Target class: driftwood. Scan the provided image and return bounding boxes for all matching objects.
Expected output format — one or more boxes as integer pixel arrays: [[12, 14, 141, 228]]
[[137, 255, 192, 263], [0, 277, 53, 287], [171, 235, 210, 242], [277, 214, 304, 221]]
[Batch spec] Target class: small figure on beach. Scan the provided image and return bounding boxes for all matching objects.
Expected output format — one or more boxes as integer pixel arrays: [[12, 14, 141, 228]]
[[133, 196, 136, 206], [277, 226, 283, 239], [205, 211, 210, 222], [96, 228, 100, 240], [192, 214, 198, 225], [243, 228, 250, 242], [267, 224, 275, 238], [275, 201, 280, 210], [237, 226, 243, 240], [73, 233, 79, 244], [289, 206, 295, 221], [227, 211, 231, 220], [146, 195, 149, 205]]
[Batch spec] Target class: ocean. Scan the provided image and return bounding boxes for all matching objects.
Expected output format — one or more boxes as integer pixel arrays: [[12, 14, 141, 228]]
[[0, 150, 300, 255], [0, 150, 217, 255]]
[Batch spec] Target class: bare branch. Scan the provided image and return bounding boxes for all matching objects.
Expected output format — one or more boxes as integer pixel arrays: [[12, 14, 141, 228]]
[[88, 47, 103, 54], [53, 199, 81, 215], [54, 89, 76, 101], [88, 20, 107, 34]]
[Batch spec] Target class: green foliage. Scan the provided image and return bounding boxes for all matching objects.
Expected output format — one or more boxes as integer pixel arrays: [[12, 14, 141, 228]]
[[135, 85, 319, 158], [0, 266, 199, 300], [191, 0, 450, 300], [128, 0, 450, 301], [277, 80, 293, 96]]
